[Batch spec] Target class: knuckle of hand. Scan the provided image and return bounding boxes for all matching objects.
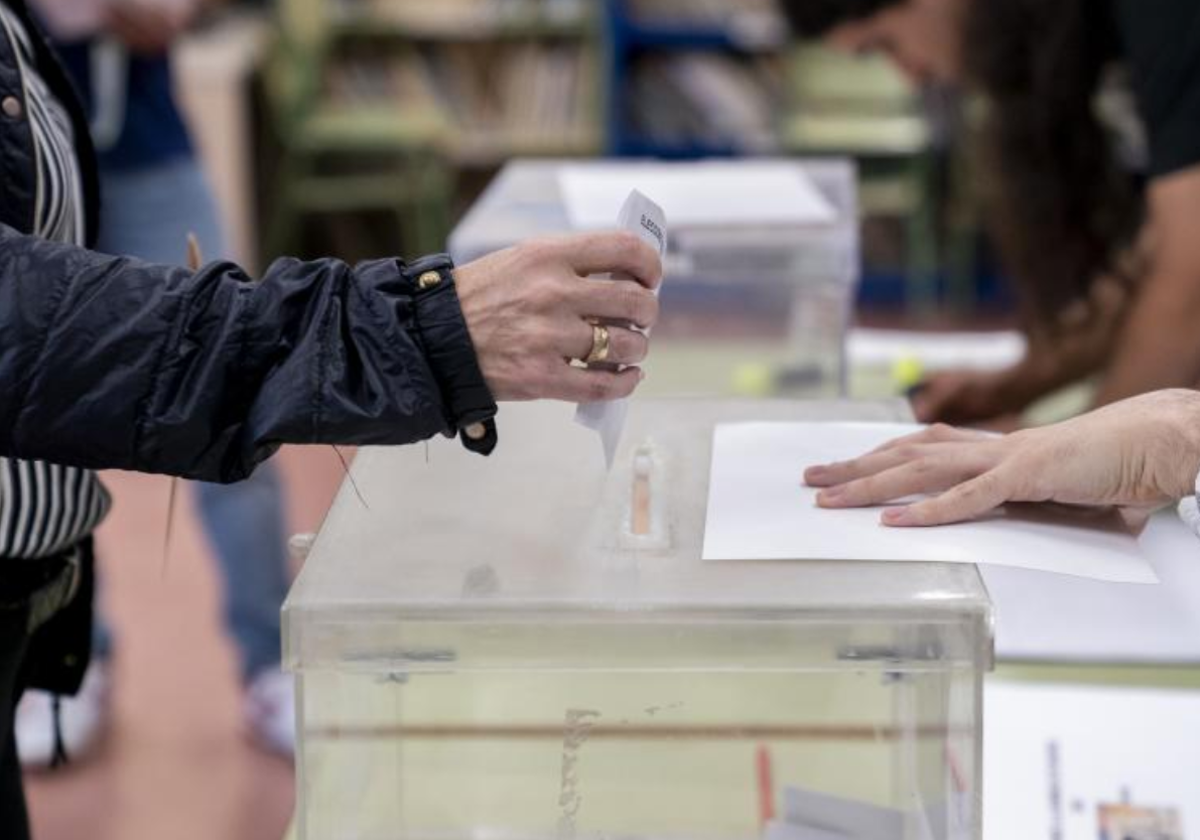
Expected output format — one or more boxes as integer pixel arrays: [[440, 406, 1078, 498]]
[[516, 238, 549, 264], [630, 331, 650, 362], [616, 286, 646, 321], [912, 457, 935, 476], [588, 375, 616, 403], [642, 295, 661, 326], [534, 360, 566, 396], [963, 474, 998, 502], [613, 230, 641, 254], [980, 470, 1004, 492], [532, 275, 568, 310], [532, 327, 564, 356]]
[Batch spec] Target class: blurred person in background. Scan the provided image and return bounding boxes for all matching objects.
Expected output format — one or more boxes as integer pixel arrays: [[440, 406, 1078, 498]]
[[0, 0, 662, 831], [782, 0, 1200, 427], [18, 0, 298, 762]]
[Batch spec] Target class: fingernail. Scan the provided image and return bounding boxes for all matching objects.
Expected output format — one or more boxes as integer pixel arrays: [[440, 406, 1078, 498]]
[[805, 466, 828, 483], [882, 507, 913, 526]]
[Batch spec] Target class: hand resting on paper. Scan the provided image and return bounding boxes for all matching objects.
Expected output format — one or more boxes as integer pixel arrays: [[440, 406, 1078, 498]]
[[455, 232, 662, 403], [804, 390, 1200, 528]]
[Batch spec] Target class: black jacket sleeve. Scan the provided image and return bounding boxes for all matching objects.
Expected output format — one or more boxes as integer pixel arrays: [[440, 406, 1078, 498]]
[[0, 223, 497, 483]]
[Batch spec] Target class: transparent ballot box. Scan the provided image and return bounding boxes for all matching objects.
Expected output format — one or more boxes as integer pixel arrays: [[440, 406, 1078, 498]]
[[285, 400, 993, 840], [449, 160, 859, 398]]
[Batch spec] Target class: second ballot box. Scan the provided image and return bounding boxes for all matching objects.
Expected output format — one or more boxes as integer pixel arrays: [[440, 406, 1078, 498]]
[[449, 159, 859, 398]]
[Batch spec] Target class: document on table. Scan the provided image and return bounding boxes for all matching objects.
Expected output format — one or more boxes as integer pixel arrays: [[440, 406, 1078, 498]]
[[558, 162, 836, 231], [985, 681, 1200, 840], [702, 422, 1158, 583], [847, 328, 1028, 373], [985, 511, 1200, 663], [574, 190, 668, 467]]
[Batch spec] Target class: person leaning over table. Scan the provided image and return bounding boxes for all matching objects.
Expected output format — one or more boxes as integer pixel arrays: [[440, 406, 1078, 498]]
[[781, 0, 1200, 426], [0, 0, 661, 834]]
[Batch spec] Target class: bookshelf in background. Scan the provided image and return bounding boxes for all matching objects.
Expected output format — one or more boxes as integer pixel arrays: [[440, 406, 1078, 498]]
[[324, 0, 604, 167], [604, 0, 789, 158], [602, 0, 967, 311], [779, 45, 946, 311], [261, 0, 604, 263]]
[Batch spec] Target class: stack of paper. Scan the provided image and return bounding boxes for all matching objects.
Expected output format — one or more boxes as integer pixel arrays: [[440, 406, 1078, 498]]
[[984, 511, 1200, 663]]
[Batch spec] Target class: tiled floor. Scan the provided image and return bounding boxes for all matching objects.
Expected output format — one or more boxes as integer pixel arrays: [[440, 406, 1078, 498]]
[[24, 447, 347, 840]]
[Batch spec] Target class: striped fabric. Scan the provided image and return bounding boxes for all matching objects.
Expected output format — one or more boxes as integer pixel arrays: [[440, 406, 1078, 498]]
[[0, 5, 109, 559]]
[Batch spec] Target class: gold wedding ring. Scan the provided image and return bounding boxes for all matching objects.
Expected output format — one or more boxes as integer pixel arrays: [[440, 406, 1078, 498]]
[[585, 323, 611, 365]]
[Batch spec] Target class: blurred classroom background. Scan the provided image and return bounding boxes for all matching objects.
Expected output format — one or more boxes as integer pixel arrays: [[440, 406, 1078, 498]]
[[191, 0, 1006, 317], [28, 0, 1048, 837]]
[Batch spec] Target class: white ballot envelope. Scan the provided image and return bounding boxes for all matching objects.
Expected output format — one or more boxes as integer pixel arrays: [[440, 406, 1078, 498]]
[[703, 422, 1158, 583], [575, 190, 668, 467]]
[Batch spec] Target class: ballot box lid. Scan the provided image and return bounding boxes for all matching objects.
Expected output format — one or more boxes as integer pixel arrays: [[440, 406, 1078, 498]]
[[285, 400, 993, 674], [448, 158, 857, 267]]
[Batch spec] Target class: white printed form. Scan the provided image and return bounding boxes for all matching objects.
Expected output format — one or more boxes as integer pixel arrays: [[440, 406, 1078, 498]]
[[574, 191, 668, 467], [702, 422, 1159, 583]]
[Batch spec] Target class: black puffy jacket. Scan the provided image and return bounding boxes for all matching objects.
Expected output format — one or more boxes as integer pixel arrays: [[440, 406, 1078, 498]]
[[0, 0, 497, 483]]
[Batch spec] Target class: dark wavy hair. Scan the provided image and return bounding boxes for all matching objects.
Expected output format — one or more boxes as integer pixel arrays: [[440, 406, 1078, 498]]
[[781, 0, 1141, 334]]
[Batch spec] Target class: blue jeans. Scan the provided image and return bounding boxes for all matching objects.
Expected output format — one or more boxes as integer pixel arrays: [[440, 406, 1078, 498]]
[[92, 156, 291, 682]]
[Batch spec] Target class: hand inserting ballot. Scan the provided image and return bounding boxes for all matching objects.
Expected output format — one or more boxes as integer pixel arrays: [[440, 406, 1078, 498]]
[[454, 232, 662, 403], [804, 390, 1200, 528]]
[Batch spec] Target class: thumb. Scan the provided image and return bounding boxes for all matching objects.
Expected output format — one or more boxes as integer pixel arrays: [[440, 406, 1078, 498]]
[[882, 469, 1011, 527]]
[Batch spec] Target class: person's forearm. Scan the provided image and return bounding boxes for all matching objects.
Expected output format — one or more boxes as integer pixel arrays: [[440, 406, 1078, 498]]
[[1094, 267, 1200, 406], [1097, 170, 1200, 406], [0, 224, 492, 482], [995, 324, 1112, 410]]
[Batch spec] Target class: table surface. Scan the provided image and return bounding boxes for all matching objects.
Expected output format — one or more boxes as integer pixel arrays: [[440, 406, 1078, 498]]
[[286, 399, 991, 659]]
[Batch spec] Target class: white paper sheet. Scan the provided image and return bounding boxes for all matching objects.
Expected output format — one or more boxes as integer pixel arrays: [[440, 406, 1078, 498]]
[[984, 512, 1200, 663], [574, 190, 668, 467], [847, 328, 1028, 373], [702, 422, 1158, 583], [558, 162, 836, 231], [985, 682, 1200, 840]]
